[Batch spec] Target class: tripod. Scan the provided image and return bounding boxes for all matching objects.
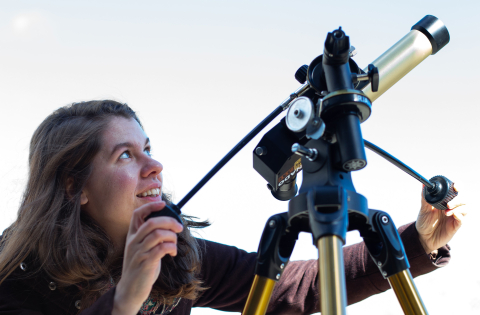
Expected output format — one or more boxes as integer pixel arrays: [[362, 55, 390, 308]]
[[243, 16, 455, 315]]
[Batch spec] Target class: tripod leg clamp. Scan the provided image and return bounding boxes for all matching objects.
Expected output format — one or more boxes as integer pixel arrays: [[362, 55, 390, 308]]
[[362, 210, 410, 278], [255, 213, 296, 281]]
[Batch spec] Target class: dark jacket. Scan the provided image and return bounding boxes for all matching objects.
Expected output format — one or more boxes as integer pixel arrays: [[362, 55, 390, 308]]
[[0, 223, 450, 315]]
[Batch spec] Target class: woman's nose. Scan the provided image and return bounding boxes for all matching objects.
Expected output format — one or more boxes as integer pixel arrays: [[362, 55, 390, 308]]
[[142, 157, 163, 178]]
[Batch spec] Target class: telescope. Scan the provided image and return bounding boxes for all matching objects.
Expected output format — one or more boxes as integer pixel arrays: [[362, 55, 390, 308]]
[[146, 14, 457, 315], [253, 15, 452, 205]]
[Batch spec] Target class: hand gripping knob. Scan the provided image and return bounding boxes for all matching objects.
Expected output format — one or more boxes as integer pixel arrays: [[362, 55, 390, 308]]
[[423, 175, 458, 210]]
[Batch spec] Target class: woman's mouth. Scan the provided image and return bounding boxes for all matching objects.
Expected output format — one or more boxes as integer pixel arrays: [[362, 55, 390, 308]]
[[136, 188, 161, 198]]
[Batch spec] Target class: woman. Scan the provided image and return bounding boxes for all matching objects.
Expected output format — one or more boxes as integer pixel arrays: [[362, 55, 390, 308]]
[[0, 100, 465, 315]]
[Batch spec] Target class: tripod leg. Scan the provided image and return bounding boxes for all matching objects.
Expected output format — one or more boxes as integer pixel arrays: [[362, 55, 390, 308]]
[[388, 270, 428, 315], [242, 213, 297, 315], [242, 276, 276, 315], [317, 235, 347, 315], [361, 210, 429, 315]]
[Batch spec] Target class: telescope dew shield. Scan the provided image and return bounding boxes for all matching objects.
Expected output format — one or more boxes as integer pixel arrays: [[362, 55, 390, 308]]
[[362, 15, 450, 102]]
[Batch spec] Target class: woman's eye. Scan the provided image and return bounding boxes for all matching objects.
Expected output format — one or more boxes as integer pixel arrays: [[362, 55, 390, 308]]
[[119, 151, 131, 159], [145, 147, 152, 157]]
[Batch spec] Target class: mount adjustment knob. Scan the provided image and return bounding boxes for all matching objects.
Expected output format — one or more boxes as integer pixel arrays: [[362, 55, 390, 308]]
[[424, 175, 458, 210], [295, 65, 308, 84]]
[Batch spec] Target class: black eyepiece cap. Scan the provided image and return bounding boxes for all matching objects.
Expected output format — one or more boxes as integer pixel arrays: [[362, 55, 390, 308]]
[[411, 15, 450, 55]]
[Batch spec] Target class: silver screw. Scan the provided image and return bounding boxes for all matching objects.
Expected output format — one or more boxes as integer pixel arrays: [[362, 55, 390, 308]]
[[293, 109, 304, 118], [269, 220, 276, 228], [280, 264, 285, 270], [349, 45, 357, 57], [276, 274, 281, 280], [381, 216, 389, 224], [382, 271, 387, 277], [292, 143, 318, 161], [49, 281, 57, 291], [377, 261, 382, 267], [255, 146, 267, 156]]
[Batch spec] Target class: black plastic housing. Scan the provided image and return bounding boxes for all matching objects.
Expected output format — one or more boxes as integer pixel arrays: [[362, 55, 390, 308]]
[[255, 213, 297, 280], [145, 204, 183, 225], [362, 210, 410, 278], [253, 119, 306, 200]]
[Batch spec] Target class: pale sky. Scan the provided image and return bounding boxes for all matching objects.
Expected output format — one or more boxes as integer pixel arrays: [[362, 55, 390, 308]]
[[1, 0, 479, 314]]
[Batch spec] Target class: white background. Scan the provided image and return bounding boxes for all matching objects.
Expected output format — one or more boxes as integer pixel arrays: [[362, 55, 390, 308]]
[[1, 0, 479, 314]]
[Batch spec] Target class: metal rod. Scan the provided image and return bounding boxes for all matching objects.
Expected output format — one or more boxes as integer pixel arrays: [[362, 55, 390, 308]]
[[388, 270, 429, 315], [242, 275, 276, 315], [177, 83, 310, 209], [317, 236, 347, 315], [364, 140, 433, 189]]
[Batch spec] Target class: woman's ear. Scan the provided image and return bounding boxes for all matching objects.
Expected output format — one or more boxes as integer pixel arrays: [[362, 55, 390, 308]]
[[66, 177, 88, 205], [80, 191, 88, 205]]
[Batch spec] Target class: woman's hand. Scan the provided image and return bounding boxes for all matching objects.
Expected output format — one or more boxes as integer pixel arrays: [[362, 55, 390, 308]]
[[416, 186, 466, 254], [113, 201, 183, 315]]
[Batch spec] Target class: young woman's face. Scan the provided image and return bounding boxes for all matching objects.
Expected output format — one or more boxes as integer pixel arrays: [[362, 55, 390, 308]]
[[81, 116, 163, 248]]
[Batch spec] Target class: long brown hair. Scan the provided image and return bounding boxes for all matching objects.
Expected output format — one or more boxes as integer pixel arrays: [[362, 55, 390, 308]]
[[0, 100, 209, 311]]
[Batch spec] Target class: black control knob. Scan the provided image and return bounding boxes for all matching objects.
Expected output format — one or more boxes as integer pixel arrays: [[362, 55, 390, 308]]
[[368, 64, 379, 92], [295, 65, 308, 84], [424, 175, 458, 210]]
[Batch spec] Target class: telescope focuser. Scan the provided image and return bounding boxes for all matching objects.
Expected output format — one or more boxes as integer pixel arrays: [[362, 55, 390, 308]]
[[423, 175, 458, 210]]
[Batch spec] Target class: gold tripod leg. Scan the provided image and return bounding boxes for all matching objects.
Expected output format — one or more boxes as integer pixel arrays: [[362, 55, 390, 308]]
[[242, 275, 276, 315], [317, 235, 347, 315], [388, 269, 429, 315]]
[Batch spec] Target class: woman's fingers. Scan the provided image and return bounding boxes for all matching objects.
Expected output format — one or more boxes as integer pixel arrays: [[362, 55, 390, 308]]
[[139, 228, 178, 253], [128, 201, 166, 234], [445, 207, 467, 222], [125, 202, 183, 264], [146, 242, 179, 261], [132, 215, 183, 245]]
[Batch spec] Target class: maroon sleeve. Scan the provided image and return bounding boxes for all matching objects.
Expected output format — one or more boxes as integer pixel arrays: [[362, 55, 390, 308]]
[[194, 222, 450, 314], [78, 287, 116, 315], [193, 239, 257, 312], [345, 222, 450, 305]]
